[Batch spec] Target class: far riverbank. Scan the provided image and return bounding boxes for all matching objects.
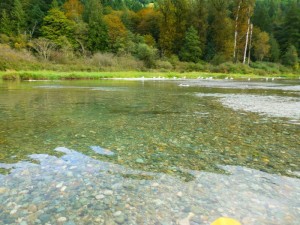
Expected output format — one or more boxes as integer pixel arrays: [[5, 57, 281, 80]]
[[1, 70, 299, 81]]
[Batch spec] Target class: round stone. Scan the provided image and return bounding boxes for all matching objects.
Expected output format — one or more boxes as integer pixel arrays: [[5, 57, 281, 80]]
[[0, 187, 7, 194], [57, 217, 67, 223], [177, 192, 183, 197], [95, 194, 105, 200], [152, 183, 159, 187], [113, 211, 122, 217], [104, 190, 113, 195], [28, 204, 38, 213]]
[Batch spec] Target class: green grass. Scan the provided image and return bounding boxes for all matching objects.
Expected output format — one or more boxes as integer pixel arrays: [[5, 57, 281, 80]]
[[1, 70, 299, 81]]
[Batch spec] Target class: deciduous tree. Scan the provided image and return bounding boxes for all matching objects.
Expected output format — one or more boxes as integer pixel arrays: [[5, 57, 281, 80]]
[[253, 29, 270, 61], [29, 37, 56, 60], [104, 13, 128, 53], [210, 0, 234, 61], [63, 0, 84, 22]]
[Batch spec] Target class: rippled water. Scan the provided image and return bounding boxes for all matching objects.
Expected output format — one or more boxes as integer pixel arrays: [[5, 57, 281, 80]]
[[0, 79, 299, 225]]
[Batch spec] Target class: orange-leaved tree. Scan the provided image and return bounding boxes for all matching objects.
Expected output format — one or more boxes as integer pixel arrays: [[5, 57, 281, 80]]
[[63, 0, 84, 22]]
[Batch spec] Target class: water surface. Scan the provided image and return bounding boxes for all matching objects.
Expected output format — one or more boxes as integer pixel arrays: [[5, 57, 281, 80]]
[[0, 79, 299, 224]]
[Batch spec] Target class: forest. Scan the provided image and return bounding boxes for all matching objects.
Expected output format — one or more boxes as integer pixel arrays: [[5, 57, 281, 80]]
[[0, 0, 299, 74]]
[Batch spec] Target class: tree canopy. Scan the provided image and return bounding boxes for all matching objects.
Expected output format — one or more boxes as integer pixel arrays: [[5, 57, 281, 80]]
[[0, 0, 299, 68]]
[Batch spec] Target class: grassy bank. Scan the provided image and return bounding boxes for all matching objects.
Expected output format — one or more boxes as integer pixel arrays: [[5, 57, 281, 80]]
[[1, 44, 299, 80], [1, 70, 299, 81]]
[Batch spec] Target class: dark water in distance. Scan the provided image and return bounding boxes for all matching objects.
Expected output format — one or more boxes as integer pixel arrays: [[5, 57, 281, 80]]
[[0, 79, 299, 225]]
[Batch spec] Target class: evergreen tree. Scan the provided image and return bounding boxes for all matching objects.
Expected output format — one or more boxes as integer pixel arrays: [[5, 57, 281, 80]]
[[27, 3, 45, 37], [252, 1, 272, 33], [269, 35, 280, 62], [86, 0, 109, 52], [41, 7, 75, 48], [190, 0, 208, 53], [0, 10, 12, 36], [282, 45, 299, 69], [0, 0, 14, 18], [277, 2, 300, 55], [179, 26, 202, 63], [12, 0, 26, 35], [51, 0, 59, 9]]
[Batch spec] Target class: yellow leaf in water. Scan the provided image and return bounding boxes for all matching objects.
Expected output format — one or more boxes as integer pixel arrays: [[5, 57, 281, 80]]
[[263, 158, 270, 163], [211, 217, 242, 225]]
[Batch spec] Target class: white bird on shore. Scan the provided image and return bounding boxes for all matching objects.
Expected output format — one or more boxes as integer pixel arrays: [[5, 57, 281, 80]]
[[272, 77, 275, 81], [265, 77, 269, 81], [248, 78, 251, 81]]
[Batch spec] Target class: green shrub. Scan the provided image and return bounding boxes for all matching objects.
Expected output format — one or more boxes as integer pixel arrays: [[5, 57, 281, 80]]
[[156, 60, 173, 71], [135, 43, 158, 68], [282, 45, 299, 69], [2, 73, 20, 80]]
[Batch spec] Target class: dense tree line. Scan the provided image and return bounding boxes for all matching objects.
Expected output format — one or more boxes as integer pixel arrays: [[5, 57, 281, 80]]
[[0, 0, 299, 68]]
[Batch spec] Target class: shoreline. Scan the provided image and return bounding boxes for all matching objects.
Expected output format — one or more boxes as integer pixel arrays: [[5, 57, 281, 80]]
[[0, 70, 299, 81]]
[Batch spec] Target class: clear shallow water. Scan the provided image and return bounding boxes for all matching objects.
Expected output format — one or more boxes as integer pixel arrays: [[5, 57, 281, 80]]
[[0, 79, 299, 224]]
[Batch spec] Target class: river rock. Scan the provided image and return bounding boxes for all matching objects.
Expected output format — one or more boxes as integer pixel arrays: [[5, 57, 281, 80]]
[[28, 204, 38, 213], [177, 192, 183, 197], [10, 209, 18, 215], [57, 217, 67, 223], [56, 182, 64, 188], [39, 214, 51, 223], [0, 187, 7, 194], [113, 211, 122, 217], [96, 194, 105, 200], [104, 190, 113, 195], [114, 214, 125, 224], [152, 183, 159, 187], [60, 186, 67, 192], [136, 158, 144, 164]]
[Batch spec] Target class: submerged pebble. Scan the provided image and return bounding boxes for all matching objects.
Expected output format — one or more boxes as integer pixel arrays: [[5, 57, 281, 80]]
[[95, 194, 105, 200], [57, 217, 67, 222], [104, 190, 113, 195], [90, 146, 115, 156], [0, 187, 7, 194], [136, 158, 144, 164]]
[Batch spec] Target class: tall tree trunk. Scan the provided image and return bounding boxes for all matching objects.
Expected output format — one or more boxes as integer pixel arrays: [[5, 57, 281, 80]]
[[247, 23, 253, 65], [233, 0, 242, 62], [243, 8, 251, 64]]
